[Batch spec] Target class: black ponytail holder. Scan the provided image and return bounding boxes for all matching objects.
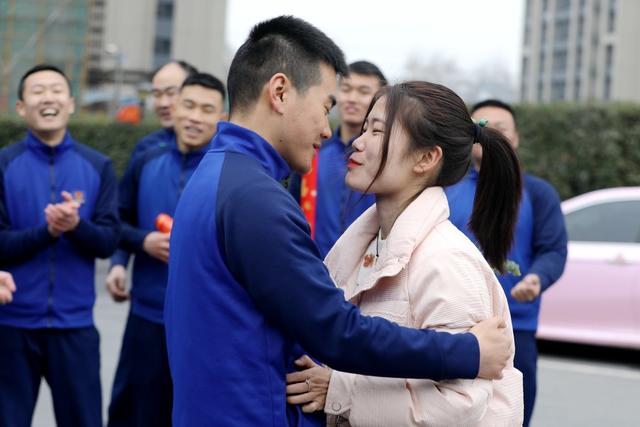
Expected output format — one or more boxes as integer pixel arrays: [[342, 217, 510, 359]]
[[473, 119, 488, 143]]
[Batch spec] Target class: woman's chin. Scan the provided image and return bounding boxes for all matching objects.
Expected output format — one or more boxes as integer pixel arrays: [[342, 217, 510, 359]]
[[345, 176, 367, 193]]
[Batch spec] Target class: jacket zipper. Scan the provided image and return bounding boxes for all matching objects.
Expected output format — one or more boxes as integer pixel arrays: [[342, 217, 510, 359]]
[[47, 147, 56, 327]]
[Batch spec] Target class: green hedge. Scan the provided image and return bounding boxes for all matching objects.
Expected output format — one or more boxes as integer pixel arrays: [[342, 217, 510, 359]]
[[0, 115, 158, 176], [2, 104, 640, 199], [514, 103, 640, 199]]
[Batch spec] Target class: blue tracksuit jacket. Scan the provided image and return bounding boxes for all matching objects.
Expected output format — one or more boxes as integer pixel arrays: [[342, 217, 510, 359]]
[[112, 139, 208, 324], [289, 127, 375, 258], [164, 121, 479, 426], [0, 131, 120, 328], [130, 127, 175, 160], [446, 168, 568, 331]]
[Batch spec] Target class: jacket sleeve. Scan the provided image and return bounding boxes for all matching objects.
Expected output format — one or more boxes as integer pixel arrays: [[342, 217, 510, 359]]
[[116, 154, 150, 254], [325, 250, 500, 426], [525, 177, 568, 291], [220, 183, 480, 381], [65, 159, 121, 258], [0, 168, 58, 266]]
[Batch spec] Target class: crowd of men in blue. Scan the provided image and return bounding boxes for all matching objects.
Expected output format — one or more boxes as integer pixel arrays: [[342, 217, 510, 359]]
[[0, 15, 566, 427]]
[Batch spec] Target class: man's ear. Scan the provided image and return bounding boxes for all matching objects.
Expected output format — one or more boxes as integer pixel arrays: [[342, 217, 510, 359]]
[[267, 73, 289, 114], [68, 96, 76, 116], [413, 146, 443, 175], [511, 130, 520, 150], [15, 100, 26, 118]]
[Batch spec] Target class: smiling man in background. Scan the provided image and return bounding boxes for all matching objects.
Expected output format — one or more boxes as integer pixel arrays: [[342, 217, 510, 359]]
[[106, 72, 226, 427], [0, 64, 120, 427]]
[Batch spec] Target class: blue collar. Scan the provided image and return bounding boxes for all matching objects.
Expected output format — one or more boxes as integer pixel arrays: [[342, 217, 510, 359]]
[[24, 130, 74, 157], [170, 135, 211, 163], [212, 121, 291, 181], [467, 167, 479, 181]]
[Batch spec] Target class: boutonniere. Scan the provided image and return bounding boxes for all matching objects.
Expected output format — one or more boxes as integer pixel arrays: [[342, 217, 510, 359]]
[[495, 259, 521, 276]]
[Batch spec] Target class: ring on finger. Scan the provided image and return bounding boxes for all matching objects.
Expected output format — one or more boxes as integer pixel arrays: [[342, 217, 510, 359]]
[[304, 378, 311, 392]]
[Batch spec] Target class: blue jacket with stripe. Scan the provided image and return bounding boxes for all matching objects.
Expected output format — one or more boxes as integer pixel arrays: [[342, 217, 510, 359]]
[[112, 138, 208, 324], [164, 122, 480, 427], [130, 127, 174, 160], [446, 168, 568, 331], [0, 131, 120, 328]]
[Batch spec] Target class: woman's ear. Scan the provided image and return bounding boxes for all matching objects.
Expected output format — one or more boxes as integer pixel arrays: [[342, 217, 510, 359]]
[[413, 146, 443, 175]]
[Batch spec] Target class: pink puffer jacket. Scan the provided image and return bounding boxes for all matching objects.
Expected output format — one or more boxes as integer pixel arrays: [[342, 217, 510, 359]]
[[323, 187, 523, 427]]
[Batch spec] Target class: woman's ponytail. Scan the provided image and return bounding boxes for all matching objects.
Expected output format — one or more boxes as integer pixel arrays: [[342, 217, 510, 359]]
[[469, 126, 522, 273]]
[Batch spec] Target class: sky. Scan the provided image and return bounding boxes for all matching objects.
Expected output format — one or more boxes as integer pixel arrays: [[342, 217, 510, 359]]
[[226, 0, 525, 83]]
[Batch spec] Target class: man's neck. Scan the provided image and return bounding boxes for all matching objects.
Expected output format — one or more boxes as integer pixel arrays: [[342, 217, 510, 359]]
[[176, 139, 208, 154], [340, 123, 361, 145], [32, 128, 66, 147]]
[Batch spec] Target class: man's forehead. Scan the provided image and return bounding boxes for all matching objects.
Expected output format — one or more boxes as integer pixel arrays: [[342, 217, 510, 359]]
[[25, 70, 67, 86], [153, 65, 187, 86], [340, 73, 380, 86], [179, 86, 223, 104]]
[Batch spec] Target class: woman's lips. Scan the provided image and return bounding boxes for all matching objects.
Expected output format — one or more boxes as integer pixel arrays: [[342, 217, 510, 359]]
[[347, 159, 361, 168]]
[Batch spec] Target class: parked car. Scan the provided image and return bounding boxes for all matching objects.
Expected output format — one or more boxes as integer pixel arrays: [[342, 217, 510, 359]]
[[537, 187, 640, 349]]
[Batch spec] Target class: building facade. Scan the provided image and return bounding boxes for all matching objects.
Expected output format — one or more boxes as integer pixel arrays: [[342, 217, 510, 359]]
[[0, 0, 90, 112], [0, 0, 227, 113], [521, 0, 640, 103], [95, 0, 228, 89]]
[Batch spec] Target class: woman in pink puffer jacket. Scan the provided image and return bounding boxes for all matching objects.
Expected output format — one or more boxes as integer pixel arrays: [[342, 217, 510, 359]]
[[287, 81, 524, 427]]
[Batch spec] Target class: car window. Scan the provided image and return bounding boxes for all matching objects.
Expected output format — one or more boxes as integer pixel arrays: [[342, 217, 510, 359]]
[[565, 200, 640, 243]]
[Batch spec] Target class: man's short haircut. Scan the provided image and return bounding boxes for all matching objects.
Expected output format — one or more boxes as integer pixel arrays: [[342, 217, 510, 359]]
[[348, 61, 387, 87], [181, 72, 227, 102], [18, 64, 71, 100], [151, 60, 198, 80], [227, 15, 348, 114], [470, 99, 517, 125]]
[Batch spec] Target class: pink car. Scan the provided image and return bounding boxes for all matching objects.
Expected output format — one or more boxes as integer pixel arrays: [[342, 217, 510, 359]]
[[537, 187, 640, 349]]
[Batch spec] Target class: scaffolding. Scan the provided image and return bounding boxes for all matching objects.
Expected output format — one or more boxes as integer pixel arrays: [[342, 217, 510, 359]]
[[0, 0, 90, 112]]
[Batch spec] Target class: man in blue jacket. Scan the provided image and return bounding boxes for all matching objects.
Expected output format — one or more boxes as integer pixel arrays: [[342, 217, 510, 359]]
[[289, 61, 386, 257], [106, 73, 226, 427], [0, 64, 120, 427], [164, 16, 512, 426], [446, 99, 568, 427], [105, 60, 197, 301]]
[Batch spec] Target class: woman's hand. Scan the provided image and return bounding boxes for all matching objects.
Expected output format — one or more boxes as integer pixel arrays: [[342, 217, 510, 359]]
[[286, 355, 332, 413]]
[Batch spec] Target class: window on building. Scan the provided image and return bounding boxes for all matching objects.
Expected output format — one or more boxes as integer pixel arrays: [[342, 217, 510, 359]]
[[556, 0, 571, 13], [551, 81, 566, 101], [554, 20, 570, 44], [537, 79, 545, 101], [608, 0, 617, 33], [576, 46, 583, 72], [574, 77, 581, 101], [552, 51, 568, 78], [157, 1, 174, 19]]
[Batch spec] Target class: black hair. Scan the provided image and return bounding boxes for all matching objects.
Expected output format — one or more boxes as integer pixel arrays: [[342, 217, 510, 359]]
[[365, 82, 522, 272], [470, 99, 517, 125], [18, 64, 71, 100], [348, 61, 387, 87], [151, 60, 198, 80], [227, 15, 348, 114], [181, 72, 226, 101]]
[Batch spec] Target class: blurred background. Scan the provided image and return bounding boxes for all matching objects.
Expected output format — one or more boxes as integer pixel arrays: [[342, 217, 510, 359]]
[[1, 1, 639, 426]]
